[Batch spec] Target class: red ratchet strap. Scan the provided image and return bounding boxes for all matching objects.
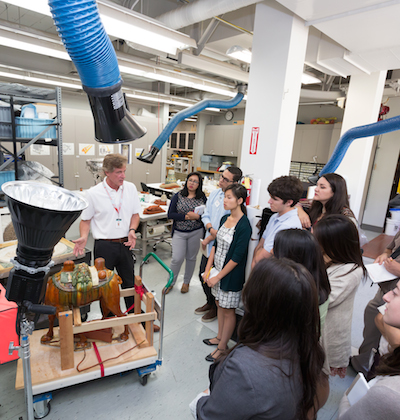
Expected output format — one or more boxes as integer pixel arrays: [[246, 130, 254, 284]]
[[93, 342, 104, 377], [124, 284, 145, 314], [135, 284, 145, 298]]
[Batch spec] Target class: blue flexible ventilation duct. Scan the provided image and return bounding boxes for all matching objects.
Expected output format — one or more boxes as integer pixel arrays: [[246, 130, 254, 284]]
[[138, 89, 246, 163], [48, 0, 146, 143], [320, 115, 400, 176]]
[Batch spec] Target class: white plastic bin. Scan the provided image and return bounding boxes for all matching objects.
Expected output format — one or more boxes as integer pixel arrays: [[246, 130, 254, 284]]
[[385, 218, 400, 235]]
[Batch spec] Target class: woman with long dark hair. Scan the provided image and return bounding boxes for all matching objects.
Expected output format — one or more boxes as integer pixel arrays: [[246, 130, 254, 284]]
[[165, 171, 206, 294], [195, 258, 328, 420], [313, 214, 366, 378], [273, 228, 331, 328], [338, 281, 400, 419], [202, 184, 251, 362], [297, 173, 356, 229]]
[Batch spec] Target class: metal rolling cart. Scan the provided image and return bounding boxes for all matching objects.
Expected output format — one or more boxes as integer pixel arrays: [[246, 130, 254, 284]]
[[12, 252, 173, 418], [135, 252, 173, 385]]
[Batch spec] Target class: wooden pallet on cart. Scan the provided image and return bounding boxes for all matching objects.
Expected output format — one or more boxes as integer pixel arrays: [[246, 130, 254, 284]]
[[15, 276, 158, 393]]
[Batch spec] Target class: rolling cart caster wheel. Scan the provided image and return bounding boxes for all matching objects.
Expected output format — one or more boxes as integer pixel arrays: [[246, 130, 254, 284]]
[[33, 400, 51, 419], [139, 373, 149, 386]]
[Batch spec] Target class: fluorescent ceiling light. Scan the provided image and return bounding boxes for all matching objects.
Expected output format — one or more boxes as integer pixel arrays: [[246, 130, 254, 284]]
[[301, 73, 322, 85], [0, 71, 82, 89], [2, 0, 196, 55], [0, 33, 70, 61], [118, 65, 147, 78], [125, 93, 194, 107], [227, 45, 322, 85], [299, 101, 336, 106], [119, 60, 237, 97], [3, 0, 52, 16], [179, 51, 249, 83], [100, 15, 188, 56], [226, 45, 252, 64]]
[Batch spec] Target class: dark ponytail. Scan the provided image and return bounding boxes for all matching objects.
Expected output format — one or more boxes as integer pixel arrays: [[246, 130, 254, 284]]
[[225, 183, 247, 215]]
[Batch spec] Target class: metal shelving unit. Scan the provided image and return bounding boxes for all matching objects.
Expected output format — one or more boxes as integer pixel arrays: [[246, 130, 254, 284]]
[[0, 85, 63, 186], [289, 161, 325, 183]]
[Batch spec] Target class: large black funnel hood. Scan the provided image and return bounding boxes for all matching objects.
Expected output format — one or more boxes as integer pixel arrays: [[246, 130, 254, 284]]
[[2, 181, 88, 268], [3, 181, 88, 305]]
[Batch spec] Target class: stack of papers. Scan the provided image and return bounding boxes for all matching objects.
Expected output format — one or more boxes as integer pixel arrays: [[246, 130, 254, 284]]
[[366, 263, 398, 283], [346, 373, 370, 405]]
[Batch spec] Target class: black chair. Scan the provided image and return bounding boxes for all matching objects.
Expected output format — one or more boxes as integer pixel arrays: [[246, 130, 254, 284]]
[[140, 182, 149, 192]]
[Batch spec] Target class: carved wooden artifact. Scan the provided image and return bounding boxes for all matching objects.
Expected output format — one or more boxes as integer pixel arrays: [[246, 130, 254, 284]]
[[41, 257, 129, 344]]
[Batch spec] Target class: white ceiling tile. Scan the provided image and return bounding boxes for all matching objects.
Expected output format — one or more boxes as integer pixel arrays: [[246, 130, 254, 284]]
[[314, 5, 400, 53], [276, 0, 394, 22]]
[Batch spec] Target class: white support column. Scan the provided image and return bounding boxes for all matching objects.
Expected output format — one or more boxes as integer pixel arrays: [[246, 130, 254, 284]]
[[239, 0, 308, 209], [336, 71, 386, 220]]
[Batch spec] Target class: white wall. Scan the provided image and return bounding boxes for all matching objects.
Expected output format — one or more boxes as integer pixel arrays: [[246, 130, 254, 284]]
[[362, 96, 400, 229], [211, 108, 246, 126], [24, 91, 164, 190]]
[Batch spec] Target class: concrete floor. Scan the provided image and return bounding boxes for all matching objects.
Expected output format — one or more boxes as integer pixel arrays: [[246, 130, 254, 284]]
[[0, 229, 382, 420]]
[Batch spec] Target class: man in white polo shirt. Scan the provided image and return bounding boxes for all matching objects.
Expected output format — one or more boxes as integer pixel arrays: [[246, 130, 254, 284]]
[[251, 175, 303, 268], [73, 153, 141, 314]]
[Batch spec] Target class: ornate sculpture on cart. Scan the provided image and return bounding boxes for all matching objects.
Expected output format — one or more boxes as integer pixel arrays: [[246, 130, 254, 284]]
[[41, 257, 129, 345]]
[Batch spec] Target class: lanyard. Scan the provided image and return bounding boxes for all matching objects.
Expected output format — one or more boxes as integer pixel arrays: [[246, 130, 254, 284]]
[[103, 180, 123, 217]]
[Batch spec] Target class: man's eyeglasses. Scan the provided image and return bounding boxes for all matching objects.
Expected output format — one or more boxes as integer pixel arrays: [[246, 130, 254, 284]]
[[220, 174, 234, 183]]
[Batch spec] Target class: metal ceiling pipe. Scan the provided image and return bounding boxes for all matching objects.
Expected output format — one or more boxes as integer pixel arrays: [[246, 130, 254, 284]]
[[321, 115, 400, 175], [138, 85, 246, 164], [156, 0, 263, 30]]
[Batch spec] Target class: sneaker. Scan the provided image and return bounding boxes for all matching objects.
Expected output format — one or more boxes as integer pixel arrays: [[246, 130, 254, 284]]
[[194, 303, 212, 315], [201, 307, 217, 323], [181, 283, 189, 293]]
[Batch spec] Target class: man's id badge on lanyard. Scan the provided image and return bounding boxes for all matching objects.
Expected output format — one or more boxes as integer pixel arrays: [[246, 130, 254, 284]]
[[215, 199, 220, 208], [104, 180, 124, 229]]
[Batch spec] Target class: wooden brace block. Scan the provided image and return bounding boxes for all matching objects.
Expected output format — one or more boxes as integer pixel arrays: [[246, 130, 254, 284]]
[[73, 307, 82, 327], [120, 288, 148, 305], [59, 310, 74, 371], [134, 275, 142, 315], [128, 323, 150, 348], [145, 292, 154, 346], [73, 311, 156, 334]]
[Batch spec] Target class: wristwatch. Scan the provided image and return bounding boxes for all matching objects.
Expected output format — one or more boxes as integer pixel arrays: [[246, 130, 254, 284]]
[[129, 228, 136, 232], [207, 226, 212, 233]]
